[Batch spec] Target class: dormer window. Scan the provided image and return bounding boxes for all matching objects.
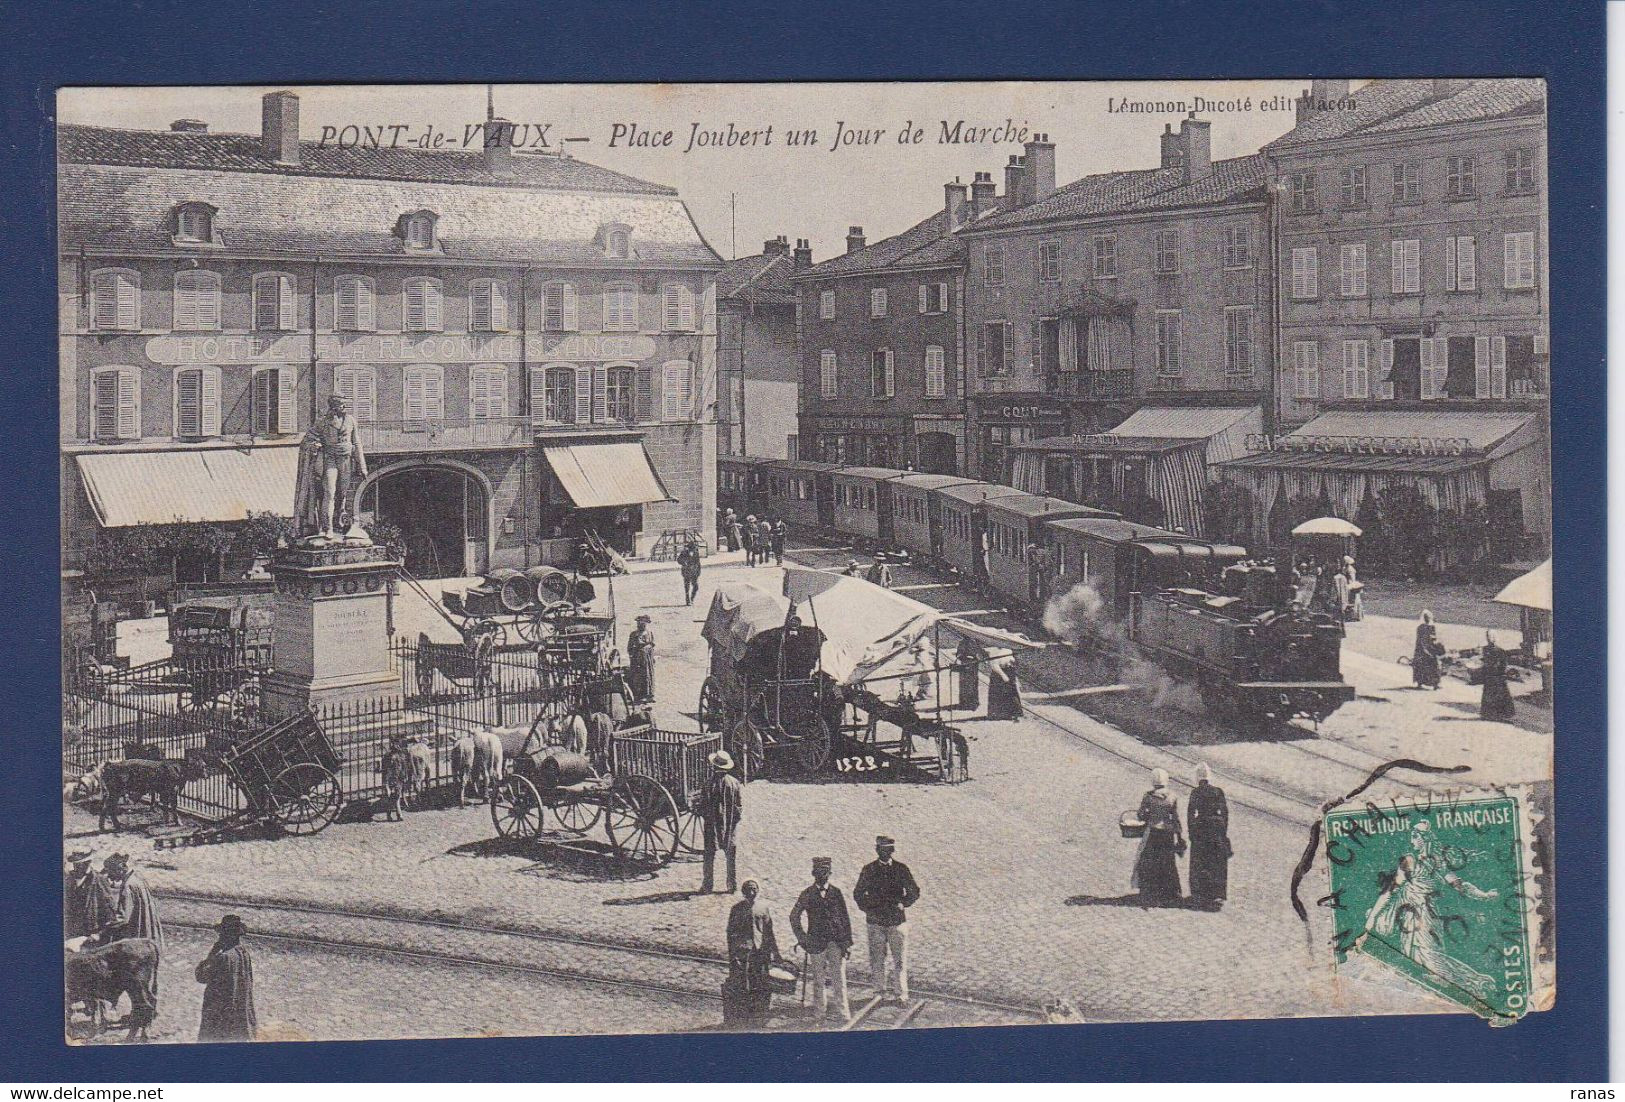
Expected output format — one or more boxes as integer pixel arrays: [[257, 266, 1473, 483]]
[[399, 210, 438, 251], [173, 202, 218, 245], [598, 222, 633, 259]]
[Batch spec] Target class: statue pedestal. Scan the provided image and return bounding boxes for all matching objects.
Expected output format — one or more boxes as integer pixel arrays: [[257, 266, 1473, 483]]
[[262, 545, 401, 717]]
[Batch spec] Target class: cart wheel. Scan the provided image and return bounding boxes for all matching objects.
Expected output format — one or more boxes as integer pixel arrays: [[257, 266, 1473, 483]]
[[697, 678, 724, 734], [793, 715, 835, 774], [730, 719, 766, 783], [415, 662, 435, 699], [604, 775, 680, 866], [268, 763, 342, 835], [675, 808, 704, 854], [490, 775, 545, 840], [552, 790, 603, 836], [517, 613, 549, 646]]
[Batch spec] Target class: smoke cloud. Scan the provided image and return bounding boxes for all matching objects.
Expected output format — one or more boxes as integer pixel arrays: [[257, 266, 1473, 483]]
[[1042, 582, 1208, 716]]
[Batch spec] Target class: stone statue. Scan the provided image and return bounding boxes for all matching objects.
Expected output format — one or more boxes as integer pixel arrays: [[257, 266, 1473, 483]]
[[293, 395, 370, 546]]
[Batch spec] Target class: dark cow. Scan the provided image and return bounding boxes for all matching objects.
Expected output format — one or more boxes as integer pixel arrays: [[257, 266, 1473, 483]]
[[94, 755, 208, 831], [65, 937, 160, 1043]]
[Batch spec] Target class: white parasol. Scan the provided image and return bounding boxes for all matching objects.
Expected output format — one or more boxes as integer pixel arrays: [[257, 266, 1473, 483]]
[[1292, 516, 1363, 538], [1492, 558, 1552, 612]]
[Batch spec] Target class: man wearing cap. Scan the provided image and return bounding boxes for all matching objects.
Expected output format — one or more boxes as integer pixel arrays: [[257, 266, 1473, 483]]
[[101, 854, 164, 957], [790, 857, 853, 1023], [196, 914, 257, 1042], [853, 836, 920, 1005], [627, 614, 656, 703], [64, 850, 114, 941], [699, 750, 743, 893]]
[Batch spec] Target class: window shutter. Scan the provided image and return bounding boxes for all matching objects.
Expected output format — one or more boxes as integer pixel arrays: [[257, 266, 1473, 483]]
[[884, 350, 895, 397], [94, 372, 118, 438], [1378, 339, 1395, 399], [561, 283, 579, 330], [1491, 337, 1507, 399], [93, 274, 118, 330], [1419, 338, 1436, 398], [575, 366, 594, 423], [1474, 337, 1491, 397], [176, 369, 202, 437], [1446, 237, 1457, 292], [425, 367, 444, 420], [664, 284, 681, 330], [200, 366, 220, 435], [470, 368, 489, 419], [175, 274, 197, 330], [593, 366, 608, 422], [426, 282, 442, 331], [472, 282, 491, 331], [529, 366, 549, 418], [337, 279, 357, 329], [976, 325, 987, 374], [405, 281, 425, 330], [1391, 242, 1405, 294], [490, 282, 508, 331], [1459, 237, 1476, 291], [918, 284, 928, 314], [405, 368, 427, 423], [491, 369, 510, 419], [273, 368, 293, 432]]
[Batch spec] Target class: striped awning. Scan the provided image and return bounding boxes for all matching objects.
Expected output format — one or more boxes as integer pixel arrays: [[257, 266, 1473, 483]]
[[76, 445, 299, 527], [543, 441, 672, 509]]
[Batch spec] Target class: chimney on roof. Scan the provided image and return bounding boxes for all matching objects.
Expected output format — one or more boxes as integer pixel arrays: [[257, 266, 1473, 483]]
[[1296, 79, 1352, 124], [1176, 114, 1211, 183], [1160, 123, 1182, 168], [1004, 155, 1027, 207], [793, 238, 813, 269], [1433, 78, 1470, 97], [970, 171, 996, 218], [483, 117, 516, 176], [763, 235, 790, 257], [944, 178, 967, 233], [846, 226, 866, 254], [261, 91, 300, 166], [170, 119, 208, 134], [1024, 135, 1056, 203]]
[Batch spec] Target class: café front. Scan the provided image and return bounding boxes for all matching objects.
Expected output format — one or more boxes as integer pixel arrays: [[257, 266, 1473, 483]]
[[971, 394, 1070, 483]]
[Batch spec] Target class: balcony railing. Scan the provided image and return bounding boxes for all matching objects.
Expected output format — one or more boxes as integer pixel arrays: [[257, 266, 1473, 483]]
[[358, 417, 532, 452], [1047, 370, 1135, 400]]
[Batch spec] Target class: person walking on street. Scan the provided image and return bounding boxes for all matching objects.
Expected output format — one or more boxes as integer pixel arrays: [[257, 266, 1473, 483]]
[[1412, 610, 1444, 689], [627, 615, 656, 703], [769, 518, 787, 566], [1480, 631, 1517, 720], [699, 750, 743, 893], [1186, 763, 1231, 911], [843, 558, 861, 577], [865, 556, 893, 589], [725, 880, 780, 1026], [790, 857, 854, 1024], [196, 914, 257, 1042], [678, 540, 703, 605], [1130, 768, 1185, 906], [722, 508, 738, 551], [853, 835, 919, 1005], [743, 515, 759, 566], [986, 647, 1023, 720], [100, 854, 165, 956]]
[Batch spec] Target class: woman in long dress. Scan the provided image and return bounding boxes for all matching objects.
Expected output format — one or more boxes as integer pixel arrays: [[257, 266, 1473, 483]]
[[1186, 763, 1231, 910], [1480, 631, 1516, 720], [1412, 610, 1443, 689], [1131, 769, 1184, 905], [985, 648, 1022, 720]]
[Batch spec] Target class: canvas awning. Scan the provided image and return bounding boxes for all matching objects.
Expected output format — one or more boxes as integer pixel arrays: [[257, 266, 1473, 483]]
[[1493, 558, 1552, 612], [75, 445, 299, 527], [543, 441, 672, 509]]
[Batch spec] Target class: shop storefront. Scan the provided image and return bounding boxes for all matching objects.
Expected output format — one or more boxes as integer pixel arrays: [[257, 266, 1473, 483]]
[[537, 432, 673, 558], [800, 413, 912, 468], [971, 395, 1068, 484]]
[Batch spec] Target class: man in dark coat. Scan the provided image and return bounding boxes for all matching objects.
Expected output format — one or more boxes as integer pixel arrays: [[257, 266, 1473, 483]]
[[195, 914, 257, 1042], [677, 541, 703, 606], [64, 850, 113, 940], [853, 836, 920, 1004], [627, 615, 656, 703], [1481, 631, 1517, 720], [790, 856, 853, 1023], [724, 880, 779, 1025], [769, 518, 787, 566], [1186, 763, 1231, 910], [100, 854, 164, 957], [699, 751, 743, 893]]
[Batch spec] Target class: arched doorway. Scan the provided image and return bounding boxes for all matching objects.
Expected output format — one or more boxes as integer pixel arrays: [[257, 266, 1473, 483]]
[[359, 463, 490, 578]]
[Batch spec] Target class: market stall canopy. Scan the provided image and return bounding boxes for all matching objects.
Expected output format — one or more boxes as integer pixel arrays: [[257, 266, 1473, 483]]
[[76, 445, 298, 527], [542, 441, 672, 509], [1493, 558, 1552, 612], [1293, 517, 1364, 537]]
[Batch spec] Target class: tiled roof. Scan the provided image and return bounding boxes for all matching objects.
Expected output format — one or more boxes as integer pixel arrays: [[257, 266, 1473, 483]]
[[59, 124, 675, 194], [1266, 79, 1545, 150], [716, 252, 797, 305], [968, 155, 1265, 231], [58, 160, 721, 266], [799, 200, 1007, 279]]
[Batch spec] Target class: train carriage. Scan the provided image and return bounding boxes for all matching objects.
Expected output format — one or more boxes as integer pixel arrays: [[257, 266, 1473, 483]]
[[1045, 516, 1237, 621], [983, 493, 1117, 609], [888, 473, 977, 565], [718, 455, 773, 519], [763, 460, 842, 533], [829, 467, 907, 548], [935, 482, 1029, 587]]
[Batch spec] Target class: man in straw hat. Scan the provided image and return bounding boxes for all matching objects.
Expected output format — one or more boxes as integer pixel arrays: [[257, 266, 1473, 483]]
[[699, 750, 743, 893], [854, 836, 920, 1005], [790, 856, 853, 1023], [196, 914, 257, 1042]]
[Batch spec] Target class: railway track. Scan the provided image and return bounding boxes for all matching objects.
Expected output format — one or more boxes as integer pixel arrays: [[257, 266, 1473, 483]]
[[156, 889, 1043, 1031]]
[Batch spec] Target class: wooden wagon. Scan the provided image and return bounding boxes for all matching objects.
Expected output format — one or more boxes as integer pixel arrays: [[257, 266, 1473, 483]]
[[212, 710, 344, 835]]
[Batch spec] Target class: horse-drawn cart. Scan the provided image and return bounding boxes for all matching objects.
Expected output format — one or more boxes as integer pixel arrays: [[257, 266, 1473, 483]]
[[212, 710, 344, 835], [488, 722, 718, 866]]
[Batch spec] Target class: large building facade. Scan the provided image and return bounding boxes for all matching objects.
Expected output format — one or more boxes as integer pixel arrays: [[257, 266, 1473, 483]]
[[1219, 78, 1550, 556], [60, 92, 720, 580], [791, 175, 1003, 475], [958, 126, 1271, 533], [715, 236, 807, 460]]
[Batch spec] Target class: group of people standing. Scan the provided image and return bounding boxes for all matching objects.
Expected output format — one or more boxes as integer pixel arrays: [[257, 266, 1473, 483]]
[[720, 509, 786, 567], [1289, 555, 1364, 622], [1411, 611, 1518, 719], [65, 850, 256, 1042], [1128, 765, 1232, 911], [697, 749, 920, 1028]]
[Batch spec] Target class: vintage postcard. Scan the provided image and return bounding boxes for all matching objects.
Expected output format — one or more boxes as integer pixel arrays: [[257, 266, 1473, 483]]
[[58, 79, 1554, 1044]]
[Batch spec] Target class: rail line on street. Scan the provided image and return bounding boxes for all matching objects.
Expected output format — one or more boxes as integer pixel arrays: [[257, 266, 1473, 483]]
[[157, 889, 1046, 1029]]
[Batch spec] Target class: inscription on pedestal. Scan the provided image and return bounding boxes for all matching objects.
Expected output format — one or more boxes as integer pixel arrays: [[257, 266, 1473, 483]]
[[265, 546, 401, 714]]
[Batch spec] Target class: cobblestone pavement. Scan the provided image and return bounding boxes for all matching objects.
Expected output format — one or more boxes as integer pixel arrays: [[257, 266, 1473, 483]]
[[66, 544, 1521, 1035]]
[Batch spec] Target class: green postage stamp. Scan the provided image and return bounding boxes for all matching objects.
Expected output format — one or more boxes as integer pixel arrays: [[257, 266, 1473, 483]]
[[1325, 789, 1546, 1024]]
